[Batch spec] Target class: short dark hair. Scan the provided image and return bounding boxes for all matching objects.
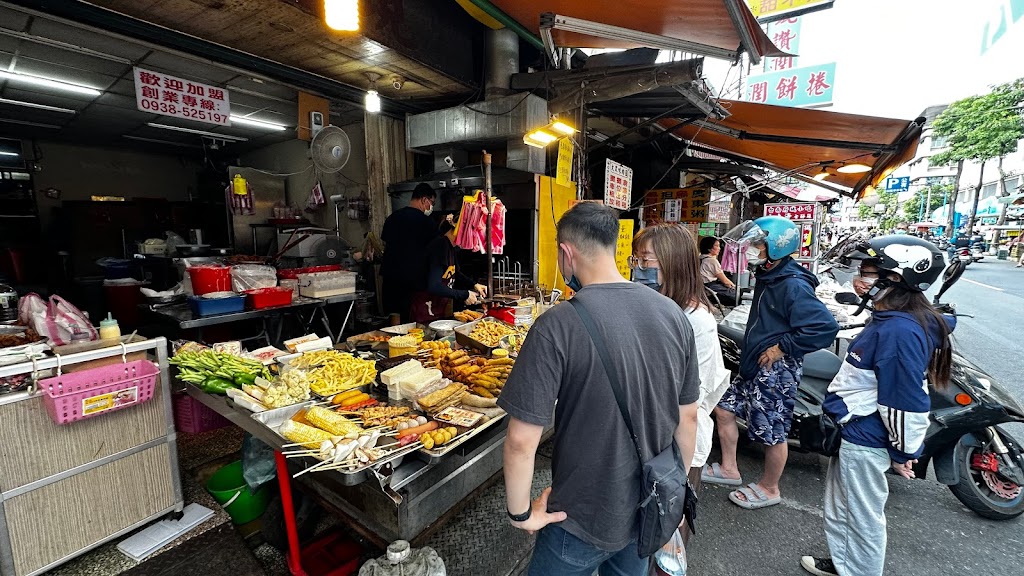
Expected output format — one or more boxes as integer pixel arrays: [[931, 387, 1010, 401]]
[[556, 202, 619, 255], [699, 235, 720, 255], [411, 183, 436, 201]]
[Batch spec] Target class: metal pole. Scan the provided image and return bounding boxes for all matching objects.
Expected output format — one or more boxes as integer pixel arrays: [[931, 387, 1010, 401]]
[[484, 151, 494, 297]]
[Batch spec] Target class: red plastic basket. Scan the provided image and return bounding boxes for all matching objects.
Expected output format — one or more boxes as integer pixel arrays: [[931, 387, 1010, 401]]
[[36, 359, 159, 425], [243, 287, 293, 309]]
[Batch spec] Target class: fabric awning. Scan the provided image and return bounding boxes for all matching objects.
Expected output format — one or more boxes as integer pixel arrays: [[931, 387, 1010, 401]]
[[486, 0, 787, 61], [663, 100, 925, 197]]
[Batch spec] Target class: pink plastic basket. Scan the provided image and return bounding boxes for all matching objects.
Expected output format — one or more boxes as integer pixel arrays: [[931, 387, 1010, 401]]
[[37, 359, 159, 425]]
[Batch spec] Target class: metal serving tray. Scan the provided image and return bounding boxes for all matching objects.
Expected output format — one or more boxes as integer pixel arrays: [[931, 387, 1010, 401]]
[[250, 401, 422, 486], [453, 317, 518, 353], [416, 408, 506, 463]]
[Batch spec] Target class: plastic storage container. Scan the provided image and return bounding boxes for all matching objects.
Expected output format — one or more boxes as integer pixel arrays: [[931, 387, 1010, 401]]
[[230, 264, 278, 292], [243, 287, 293, 309], [299, 530, 362, 576], [298, 271, 357, 298], [188, 266, 232, 296], [188, 294, 245, 316], [173, 393, 230, 434], [277, 265, 342, 280]]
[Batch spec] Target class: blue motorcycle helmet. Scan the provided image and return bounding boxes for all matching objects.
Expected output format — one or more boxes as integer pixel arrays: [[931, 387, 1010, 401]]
[[722, 216, 801, 261]]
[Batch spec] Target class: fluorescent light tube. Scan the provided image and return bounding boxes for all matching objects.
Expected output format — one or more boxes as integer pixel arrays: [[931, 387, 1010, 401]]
[[0, 70, 101, 96], [0, 98, 76, 114], [0, 151, 19, 157], [146, 123, 248, 142], [229, 115, 287, 131]]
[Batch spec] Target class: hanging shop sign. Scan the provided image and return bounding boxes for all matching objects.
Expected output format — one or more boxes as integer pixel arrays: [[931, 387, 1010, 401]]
[[745, 62, 835, 108], [556, 138, 574, 186], [615, 220, 635, 279], [765, 202, 816, 221], [604, 159, 633, 211], [133, 67, 231, 126], [747, 0, 835, 23], [763, 18, 801, 72], [708, 200, 732, 223], [664, 199, 682, 222], [643, 188, 709, 225]]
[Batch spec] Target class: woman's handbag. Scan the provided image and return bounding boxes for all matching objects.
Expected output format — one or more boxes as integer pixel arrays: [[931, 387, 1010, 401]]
[[799, 412, 843, 457], [569, 298, 696, 558]]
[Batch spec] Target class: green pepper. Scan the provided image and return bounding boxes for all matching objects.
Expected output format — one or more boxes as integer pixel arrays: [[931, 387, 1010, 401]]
[[202, 377, 236, 394], [234, 373, 257, 386]]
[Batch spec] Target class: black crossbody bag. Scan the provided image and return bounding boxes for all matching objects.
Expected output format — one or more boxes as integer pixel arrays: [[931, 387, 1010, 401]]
[[569, 298, 697, 558]]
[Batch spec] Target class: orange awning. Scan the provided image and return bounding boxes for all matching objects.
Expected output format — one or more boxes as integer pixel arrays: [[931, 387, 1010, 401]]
[[664, 100, 924, 197], [487, 0, 787, 62]]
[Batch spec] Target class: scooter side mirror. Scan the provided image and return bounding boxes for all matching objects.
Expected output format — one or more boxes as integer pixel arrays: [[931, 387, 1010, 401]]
[[933, 260, 965, 304], [835, 292, 862, 306]]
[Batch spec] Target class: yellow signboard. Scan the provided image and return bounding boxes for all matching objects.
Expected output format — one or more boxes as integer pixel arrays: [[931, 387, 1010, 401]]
[[537, 176, 578, 294], [615, 220, 635, 279], [746, 0, 833, 21], [556, 138, 574, 187]]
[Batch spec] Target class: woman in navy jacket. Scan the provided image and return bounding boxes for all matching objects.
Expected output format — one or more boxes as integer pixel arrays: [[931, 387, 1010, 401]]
[[801, 235, 954, 576]]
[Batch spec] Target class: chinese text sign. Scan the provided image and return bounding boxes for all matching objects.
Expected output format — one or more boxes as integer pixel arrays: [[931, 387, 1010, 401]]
[[745, 62, 836, 108], [134, 67, 231, 126], [604, 159, 633, 211], [764, 18, 801, 72]]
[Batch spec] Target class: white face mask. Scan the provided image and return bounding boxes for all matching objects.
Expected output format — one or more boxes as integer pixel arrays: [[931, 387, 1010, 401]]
[[745, 245, 766, 265], [424, 207, 433, 216]]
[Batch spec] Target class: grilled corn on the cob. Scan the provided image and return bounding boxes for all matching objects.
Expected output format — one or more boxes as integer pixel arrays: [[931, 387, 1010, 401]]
[[280, 420, 333, 449], [305, 406, 364, 436]]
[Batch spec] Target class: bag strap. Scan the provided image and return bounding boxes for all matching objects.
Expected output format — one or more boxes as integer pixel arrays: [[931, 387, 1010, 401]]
[[568, 297, 645, 467]]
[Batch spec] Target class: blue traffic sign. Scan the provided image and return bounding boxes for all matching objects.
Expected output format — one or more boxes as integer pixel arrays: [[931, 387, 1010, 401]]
[[884, 176, 910, 192]]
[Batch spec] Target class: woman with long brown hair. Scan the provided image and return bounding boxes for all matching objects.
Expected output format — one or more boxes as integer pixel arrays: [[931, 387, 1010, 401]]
[[801, 235, 953, 576], [631, 224, 731, 491]]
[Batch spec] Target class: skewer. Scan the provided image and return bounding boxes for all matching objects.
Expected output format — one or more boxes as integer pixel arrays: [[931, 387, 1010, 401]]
[[293, 458, 334, 478]]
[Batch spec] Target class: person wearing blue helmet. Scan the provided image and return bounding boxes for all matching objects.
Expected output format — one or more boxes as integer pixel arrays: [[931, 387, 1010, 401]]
[[702, 216, 840, 510]]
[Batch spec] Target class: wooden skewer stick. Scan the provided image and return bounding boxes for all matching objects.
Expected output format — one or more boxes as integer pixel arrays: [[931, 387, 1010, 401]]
[[293, 458, 334, 478]]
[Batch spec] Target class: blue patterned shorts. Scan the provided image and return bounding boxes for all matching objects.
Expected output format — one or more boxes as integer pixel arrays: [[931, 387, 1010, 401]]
[[718, 356, 803, 446]]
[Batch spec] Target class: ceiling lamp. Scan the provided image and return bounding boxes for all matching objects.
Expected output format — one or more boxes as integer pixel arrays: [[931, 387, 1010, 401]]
[[0, 98, 76, 114], [324, 0, 359, 31], [813, 168, 830, 181], [0, 70, 101, 96], [146, 123, 248, 142], [837, 163, 872, 174], [523, 119, 576, 148], [0, 151, 19, 157], [229, 115, 287, 131], [364, 72, 381, 114]]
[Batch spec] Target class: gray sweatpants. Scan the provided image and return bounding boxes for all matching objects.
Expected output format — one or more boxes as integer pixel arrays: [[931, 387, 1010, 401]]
[[824, 442, 891, 576]]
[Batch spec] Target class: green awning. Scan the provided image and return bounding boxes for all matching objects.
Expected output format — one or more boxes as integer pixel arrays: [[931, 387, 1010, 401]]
[[998, 193, 1024, 205]]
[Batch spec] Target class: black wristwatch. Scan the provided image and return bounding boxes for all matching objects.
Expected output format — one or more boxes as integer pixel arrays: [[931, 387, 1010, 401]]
[[507, 507, 531, 522]]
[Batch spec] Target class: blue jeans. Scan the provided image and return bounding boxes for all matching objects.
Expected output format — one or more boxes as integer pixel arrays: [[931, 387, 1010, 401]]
[[528, 525, 648, 576]]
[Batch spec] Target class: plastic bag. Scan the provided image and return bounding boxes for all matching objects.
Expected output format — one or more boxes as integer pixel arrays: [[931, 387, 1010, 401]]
[[651, 530, 687, 576], [230, 265, 278, 292], [18, 293, 98, 346], [358, 541, 446, 576], [165, 231, 187, 256], [241, 434, 277, 491]]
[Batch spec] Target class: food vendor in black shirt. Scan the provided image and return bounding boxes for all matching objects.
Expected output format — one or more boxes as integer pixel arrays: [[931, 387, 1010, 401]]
[[380, 183, 438, 322], [410, 216, 487, 324]]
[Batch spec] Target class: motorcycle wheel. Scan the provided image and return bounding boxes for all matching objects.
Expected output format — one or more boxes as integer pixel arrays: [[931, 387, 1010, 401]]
[[948, 429, 1024, 520]]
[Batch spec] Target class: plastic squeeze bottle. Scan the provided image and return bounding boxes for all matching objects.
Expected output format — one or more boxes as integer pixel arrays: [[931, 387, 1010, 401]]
[[99, 313, 121, 341]]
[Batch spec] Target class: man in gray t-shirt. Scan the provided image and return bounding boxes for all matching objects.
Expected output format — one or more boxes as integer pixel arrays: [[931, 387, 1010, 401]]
[[499, 203, 700, 575]]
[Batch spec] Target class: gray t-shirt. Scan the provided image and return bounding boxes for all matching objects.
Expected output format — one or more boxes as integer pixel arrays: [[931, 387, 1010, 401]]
[[498, 282, 700, 551]]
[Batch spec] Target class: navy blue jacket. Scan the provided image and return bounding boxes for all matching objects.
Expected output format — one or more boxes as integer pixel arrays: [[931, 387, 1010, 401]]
[[739, 257, 839, 379], [823, 311, 955, 463]]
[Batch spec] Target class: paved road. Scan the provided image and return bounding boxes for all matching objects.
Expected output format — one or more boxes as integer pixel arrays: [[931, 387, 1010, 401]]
[[690, 258, 1024, 576]]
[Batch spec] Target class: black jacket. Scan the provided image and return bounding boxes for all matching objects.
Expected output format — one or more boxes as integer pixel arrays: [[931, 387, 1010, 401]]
[[380, 207, 436, 284]]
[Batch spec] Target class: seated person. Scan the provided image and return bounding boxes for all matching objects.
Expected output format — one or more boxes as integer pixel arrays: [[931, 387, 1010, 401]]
[[699, 236, 739, 306]]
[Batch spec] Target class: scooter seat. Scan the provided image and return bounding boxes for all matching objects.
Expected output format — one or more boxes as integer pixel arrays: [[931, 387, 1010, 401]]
[[717, 323, 746, 347], [802, 349, 842, 381]]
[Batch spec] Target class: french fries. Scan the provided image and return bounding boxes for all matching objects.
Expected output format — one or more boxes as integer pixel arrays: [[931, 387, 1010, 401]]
[[288, 350, 377, 396]]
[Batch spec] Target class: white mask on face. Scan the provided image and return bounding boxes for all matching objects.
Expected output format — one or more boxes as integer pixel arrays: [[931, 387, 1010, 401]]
[[745, 245, 767, 265], [424, 207, 433, 216]]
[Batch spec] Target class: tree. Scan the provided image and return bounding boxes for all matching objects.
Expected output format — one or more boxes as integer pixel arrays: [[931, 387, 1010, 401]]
[[903, 183, 950, 222], [858, 190, 904, 231], [932, 79, 1024, 234]]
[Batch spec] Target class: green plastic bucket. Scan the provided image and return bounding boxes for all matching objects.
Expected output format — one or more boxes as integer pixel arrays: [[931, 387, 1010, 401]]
[[206, 460, 270, 525]]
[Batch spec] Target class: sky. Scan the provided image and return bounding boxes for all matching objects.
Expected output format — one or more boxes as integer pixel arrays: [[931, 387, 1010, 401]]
[[704, 0, 1024, 121]]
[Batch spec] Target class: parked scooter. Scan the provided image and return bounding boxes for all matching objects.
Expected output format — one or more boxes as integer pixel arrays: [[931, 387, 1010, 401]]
[[718, 258, 1024, 520]]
